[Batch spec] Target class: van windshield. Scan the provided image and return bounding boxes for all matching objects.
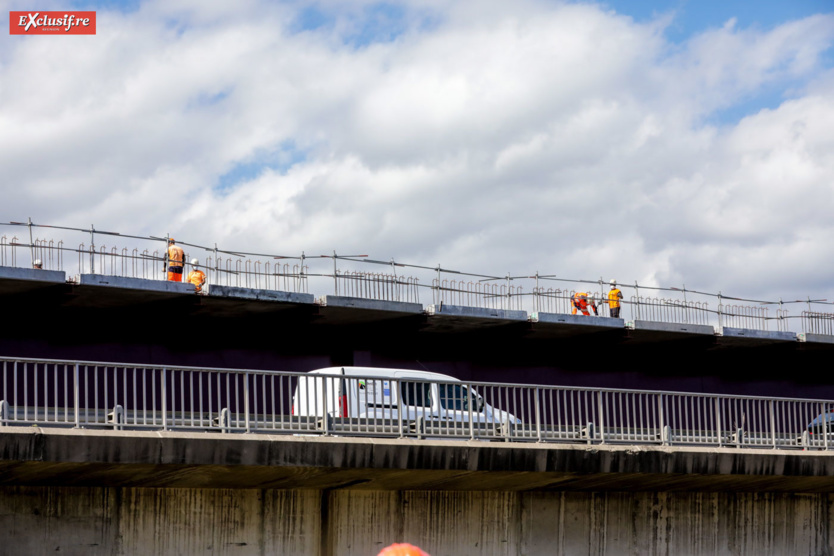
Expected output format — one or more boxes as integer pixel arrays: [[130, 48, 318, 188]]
[[400, 381, 431, 407]]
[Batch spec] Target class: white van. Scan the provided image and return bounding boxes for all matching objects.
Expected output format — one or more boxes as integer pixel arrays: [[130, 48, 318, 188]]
[[291, 366, 519, 426]]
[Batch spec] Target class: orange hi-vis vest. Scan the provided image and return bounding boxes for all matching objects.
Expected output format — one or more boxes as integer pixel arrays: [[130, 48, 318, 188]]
[[167, 245, 184, 269], [187, 270, 206, 291], [573, 292, 589, 308]]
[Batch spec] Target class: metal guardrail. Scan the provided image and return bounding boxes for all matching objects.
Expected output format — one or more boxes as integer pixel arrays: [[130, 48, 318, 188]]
[[803, 311, 834, 336], [337, 270, 420, 304], [1, 220, 833, 334], [1, 356, 832, 451], [432, 278, 522, 311]]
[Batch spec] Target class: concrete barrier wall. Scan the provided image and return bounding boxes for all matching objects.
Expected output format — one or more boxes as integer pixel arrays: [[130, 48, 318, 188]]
[[1, 486, 831, 556]]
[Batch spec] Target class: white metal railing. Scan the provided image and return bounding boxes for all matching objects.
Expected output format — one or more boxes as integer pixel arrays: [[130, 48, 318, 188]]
[[336, 270, 420, 303], [432, 278, 523, 311], [803, 311, 834, 336], [1, 356, 832, 451], [630, 296, 711, 326]]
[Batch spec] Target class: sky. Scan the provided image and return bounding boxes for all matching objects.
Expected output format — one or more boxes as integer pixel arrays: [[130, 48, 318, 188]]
[[1, 0, 833, 304]]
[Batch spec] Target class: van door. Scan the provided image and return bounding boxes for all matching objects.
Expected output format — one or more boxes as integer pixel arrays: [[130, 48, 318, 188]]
[[359, 378, 396, 419], [436, 382, 488, 426], [398, 380, 434, 423]]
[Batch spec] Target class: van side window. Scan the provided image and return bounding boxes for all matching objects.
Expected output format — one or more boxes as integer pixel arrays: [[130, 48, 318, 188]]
[[438, 383, 469, 411], [400, 381, 431, 407]]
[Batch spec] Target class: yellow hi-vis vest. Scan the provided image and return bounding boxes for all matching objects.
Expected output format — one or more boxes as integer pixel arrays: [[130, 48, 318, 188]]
[[608, 288, 623, 308]]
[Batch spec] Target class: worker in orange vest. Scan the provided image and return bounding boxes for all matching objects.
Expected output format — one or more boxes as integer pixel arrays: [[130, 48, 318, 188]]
[[165, 238, 185, 282], [186, 258, 206, 293], [572, 291, 598, 316], [378, 543, 429, 556], [608, 279, 623, 318]]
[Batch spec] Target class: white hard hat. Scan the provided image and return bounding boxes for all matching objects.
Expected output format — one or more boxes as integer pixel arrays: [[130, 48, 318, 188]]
[[33, 259, 42, 266], [610, 279, 617, 286], [191, 258, 199, 265]]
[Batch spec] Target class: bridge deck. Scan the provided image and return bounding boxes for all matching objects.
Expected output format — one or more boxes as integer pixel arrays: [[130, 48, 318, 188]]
[[3, 427, 834, 493]]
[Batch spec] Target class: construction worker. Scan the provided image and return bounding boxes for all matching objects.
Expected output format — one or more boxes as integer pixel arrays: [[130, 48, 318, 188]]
[[572, 291, 598, 316], [32, 259, 43, 270], [186, 258, 206, 293], [378, 543, 430, 556], [608, 279, 624, 318], [165, 238, 185, 282]]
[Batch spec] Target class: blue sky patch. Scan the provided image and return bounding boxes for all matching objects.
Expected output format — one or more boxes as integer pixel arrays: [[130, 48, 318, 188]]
[[346, 3, 408, 48], [70, 0, 141, 13], [586, 0, 833, 43], [187, 90, 231, 111], [216, 143, 307, 193], [288, 2, 417, 48], [292, 5, 334, 33]]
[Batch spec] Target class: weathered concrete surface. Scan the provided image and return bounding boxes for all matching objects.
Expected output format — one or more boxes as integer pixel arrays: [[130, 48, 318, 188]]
[[721, 327, 796, 342], [0, 265, 65, 283], [531, 311, 624, 328], [634, 320, 716, 335], [4, 428, 834, 492], [804, 333, 834, 345], [79, 273, 195, 294], [210, 284, 315, 304], [1, 486, 832, 555], [426, 303, 527, 321], [3, 429, 834, 555], [317, 295, 422, 313]]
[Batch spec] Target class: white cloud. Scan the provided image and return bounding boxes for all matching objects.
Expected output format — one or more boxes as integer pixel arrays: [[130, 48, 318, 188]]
[[1, 0, 833, 306]]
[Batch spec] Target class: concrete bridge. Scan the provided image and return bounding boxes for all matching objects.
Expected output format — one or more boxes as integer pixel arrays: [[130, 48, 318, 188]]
[[1, 267, 832, 399], [2, 269, 834, 555], [2, 426, 833, 555]]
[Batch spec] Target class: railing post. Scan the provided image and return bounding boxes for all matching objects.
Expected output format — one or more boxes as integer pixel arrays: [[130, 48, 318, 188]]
[[322, 377, 330, 436], [823, 403, 828, 451], [435, 265, 441, 305], [715, 397, 723, 446], [534, 387, 542, 442], [219, 408, 230, 433], [244, 372, 251, 433], [161, 368, 167, 431], [396, 382, 404, 439], [111, 404, 124, 431], [657, 394, 666, 446], [597, 390, 605, 444], [634, 281, 640, 320], [769, 400, 777, 449], [0, 400, 7, 427], [532, 272, 538, 313], [73, 363, 80, 428], [90, 224, 96, 274], [300, 251, 307, 293], [333, 250, 339, 295], [27, 217, 35, 267], [391, 258, 400, 302], [467, 382, 474, 441], [214, 243, 219, 284]]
